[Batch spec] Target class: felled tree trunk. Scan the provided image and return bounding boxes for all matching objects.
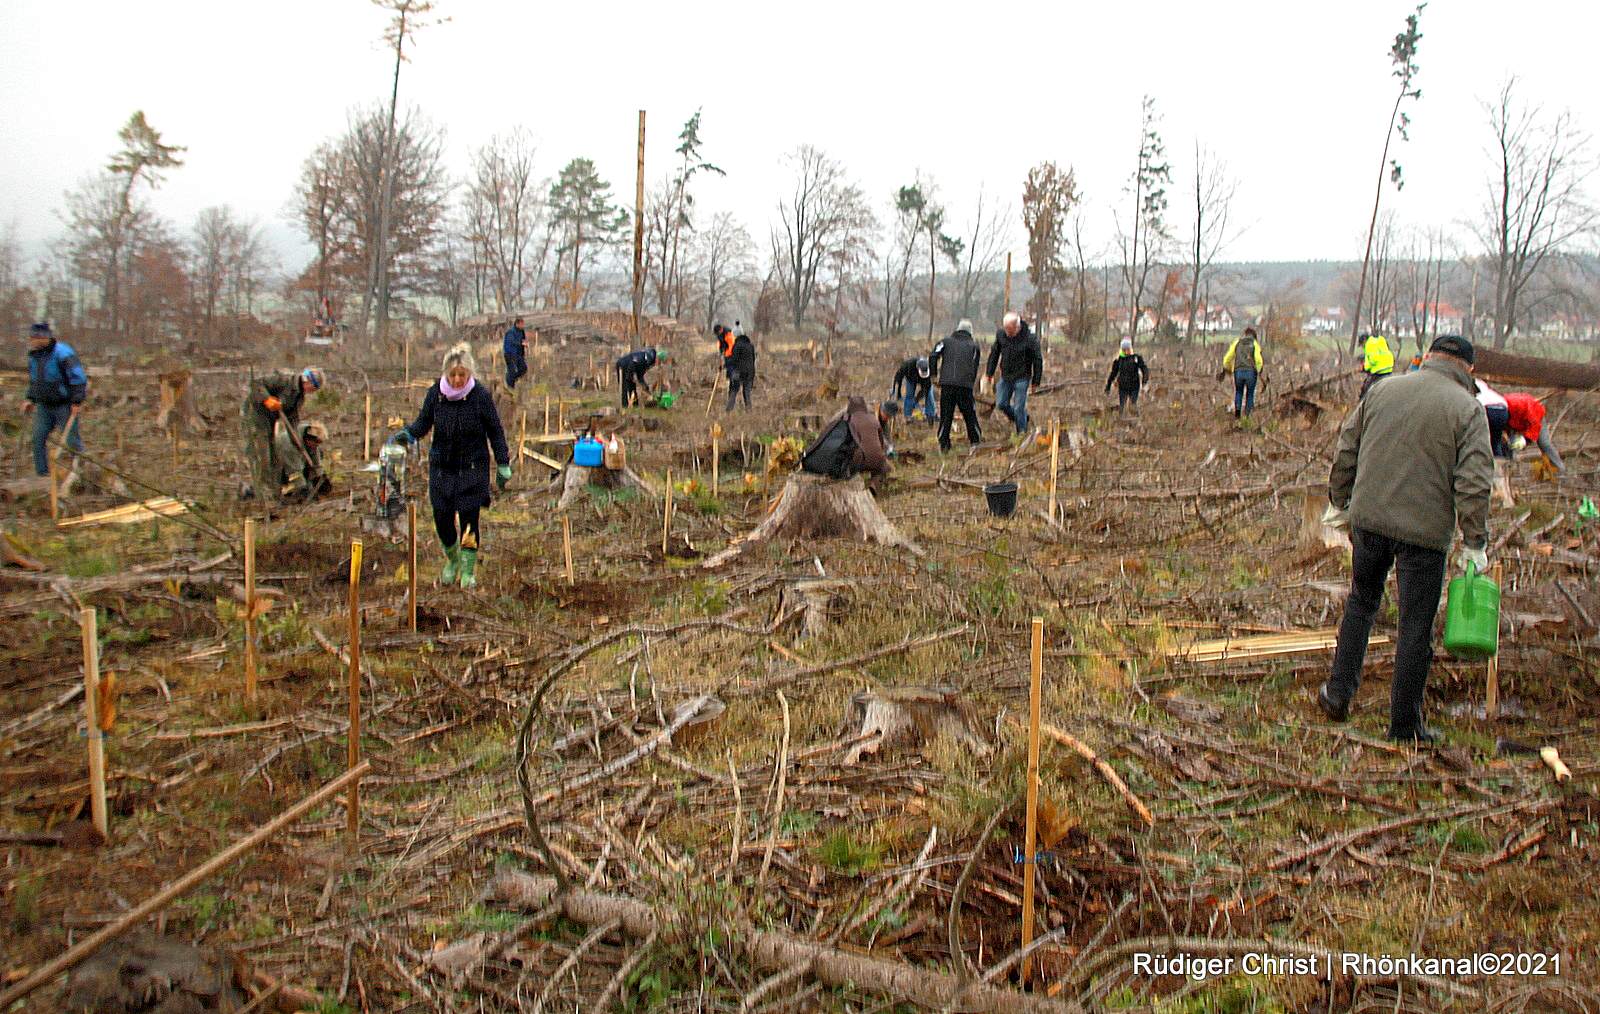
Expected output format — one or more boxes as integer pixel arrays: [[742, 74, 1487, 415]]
[[1474, 349, 1600, 390], [485, 871, 1079, 1014], [703, 473, 919, 569]]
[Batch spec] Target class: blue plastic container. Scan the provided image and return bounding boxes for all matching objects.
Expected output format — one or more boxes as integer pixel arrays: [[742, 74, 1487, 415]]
[[573, 436, 605, 467]]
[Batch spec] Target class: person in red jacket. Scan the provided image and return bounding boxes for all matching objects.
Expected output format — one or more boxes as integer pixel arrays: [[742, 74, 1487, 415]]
[[1502, 392, 1566, 474]]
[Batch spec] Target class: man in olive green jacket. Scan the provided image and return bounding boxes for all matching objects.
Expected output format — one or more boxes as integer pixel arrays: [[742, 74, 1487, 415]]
[[1318, 335, 1493, 743]]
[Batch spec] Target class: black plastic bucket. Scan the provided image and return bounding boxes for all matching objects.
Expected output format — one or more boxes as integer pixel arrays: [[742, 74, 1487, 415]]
[[984, 482, 1018, 518]]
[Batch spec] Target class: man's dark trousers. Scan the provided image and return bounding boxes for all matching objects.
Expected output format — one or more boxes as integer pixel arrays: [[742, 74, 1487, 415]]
[[937, 385, 980, 451], [1326, 527, 1447, 738]]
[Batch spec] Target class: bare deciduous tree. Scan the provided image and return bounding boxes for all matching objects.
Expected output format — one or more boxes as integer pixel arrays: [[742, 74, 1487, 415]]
[[1477, 77, 1598, 348], [769, 145, 872, 331], [952, 186, 1012, 322], [463, 128, 546, 312], [1183, 143, 1238, 343], [692, 212, 756, 332], [1022, 162, 1079, 337]]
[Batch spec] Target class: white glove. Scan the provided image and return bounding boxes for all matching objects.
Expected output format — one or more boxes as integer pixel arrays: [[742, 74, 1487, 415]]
[[1320, 503, 1351, 533], [1509, 434, 1527, 452], [1461, 545, 1488, 573]]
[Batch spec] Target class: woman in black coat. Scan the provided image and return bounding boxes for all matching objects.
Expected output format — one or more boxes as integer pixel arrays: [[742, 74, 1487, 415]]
[[390, 342, 511, 589]]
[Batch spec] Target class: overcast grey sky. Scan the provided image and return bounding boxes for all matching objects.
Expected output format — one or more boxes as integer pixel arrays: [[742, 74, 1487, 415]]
[[2, 0, 1596, 274]]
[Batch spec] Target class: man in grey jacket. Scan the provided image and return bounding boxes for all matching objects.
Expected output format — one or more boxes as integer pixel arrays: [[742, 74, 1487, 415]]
[[1318, 335, 1494, 743]]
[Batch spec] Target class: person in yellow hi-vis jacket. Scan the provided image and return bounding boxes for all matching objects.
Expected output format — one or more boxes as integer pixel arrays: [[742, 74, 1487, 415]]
[[1359, 332, 1395, 399], [1222, 326, 1264, 419]]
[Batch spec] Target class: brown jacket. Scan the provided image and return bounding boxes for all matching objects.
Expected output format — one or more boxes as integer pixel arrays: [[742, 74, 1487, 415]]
[[845, 396, 891, 479], [1329, 356, 1492, 551]]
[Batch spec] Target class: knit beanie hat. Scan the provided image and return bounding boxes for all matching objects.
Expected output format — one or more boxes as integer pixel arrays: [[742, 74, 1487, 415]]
[[1120, 337, 1134, 352]]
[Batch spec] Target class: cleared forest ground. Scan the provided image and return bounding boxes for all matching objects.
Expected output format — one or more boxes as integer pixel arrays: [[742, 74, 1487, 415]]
[[2, 324, 1598, 1013]]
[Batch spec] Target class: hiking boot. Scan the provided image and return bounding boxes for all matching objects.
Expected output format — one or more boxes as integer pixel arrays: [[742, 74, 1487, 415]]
[[1390, 724, 1440, 745], [458, 548, 478, 589], [440, 542, 461, 584], [1317, 683, 1350, 722]]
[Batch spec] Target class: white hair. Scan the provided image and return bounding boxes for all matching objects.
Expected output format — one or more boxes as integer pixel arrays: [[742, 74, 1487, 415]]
[[1003, 311, 1021, 327]]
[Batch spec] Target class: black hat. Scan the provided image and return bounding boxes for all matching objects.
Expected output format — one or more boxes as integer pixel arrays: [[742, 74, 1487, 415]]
[[1429, 334, 1474, 364], [29, 322, 52, 338]]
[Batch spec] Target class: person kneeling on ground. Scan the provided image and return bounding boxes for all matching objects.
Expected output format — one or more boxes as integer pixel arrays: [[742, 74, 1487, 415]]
[[616, 346, 668, 407], [1318, 335, 1493, 744], [389, 342, 511, 590], [274, 421, 332, 500], [800, 396, 892, 480]]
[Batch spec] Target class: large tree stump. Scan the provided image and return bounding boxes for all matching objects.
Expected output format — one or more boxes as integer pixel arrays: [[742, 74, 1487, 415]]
[[156, 369, 201, 434], [553, 463, 655, 511], [703, 473, 919, 569], [841, 686, 992, 764]]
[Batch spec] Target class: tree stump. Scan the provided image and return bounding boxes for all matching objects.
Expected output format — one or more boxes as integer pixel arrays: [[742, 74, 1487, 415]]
[[156, 369, 201, 434], [65, 933, 248, 1012], [554, 463, 654, 511], [841, 686, 992, 764], [703, 473, 920, 569]]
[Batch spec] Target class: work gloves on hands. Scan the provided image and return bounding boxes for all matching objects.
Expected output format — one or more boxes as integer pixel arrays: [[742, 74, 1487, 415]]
[[389, 429, 416, 447], [1460, 545, 1489, 573], [496, 465, 512, 491], [263, 396, 283, 413], [1320, 503, 1351, 533], [1509, 434, 1527, 452]]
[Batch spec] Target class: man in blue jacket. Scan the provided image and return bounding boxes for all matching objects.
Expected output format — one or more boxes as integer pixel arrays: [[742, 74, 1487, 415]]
[[503, 318, 529, 389], [24, 323, 88, 476]]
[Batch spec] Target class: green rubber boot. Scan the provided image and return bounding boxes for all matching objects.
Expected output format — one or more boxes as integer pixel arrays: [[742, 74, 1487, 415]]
[[458, 548, 478, 589], [440, 542, 461, 584]]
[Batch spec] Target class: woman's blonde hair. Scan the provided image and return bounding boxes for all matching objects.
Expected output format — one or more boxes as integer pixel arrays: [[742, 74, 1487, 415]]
[[442, 341, 477, 375]]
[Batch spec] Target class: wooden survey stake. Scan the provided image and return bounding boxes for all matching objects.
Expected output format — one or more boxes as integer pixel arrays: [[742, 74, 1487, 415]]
[[518, 410, 528, 464], [347, 540, 363, 848], [49, 459, 60, 526], [407, 501, 419, 633], [663, 469, 673, 557], [563, 515, 575, 585], [1021, 616, 1043, 982], [1486, 561, 1503, 719], [80, 608, 108, 841], [1047, 420, 1060, 523], [363, 392, 372, 461], [244, 519, 258, 697], [712, 429, 720, 492]]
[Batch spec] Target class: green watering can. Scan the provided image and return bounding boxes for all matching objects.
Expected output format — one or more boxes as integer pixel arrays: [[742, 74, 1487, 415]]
[[1442, 561, 1500, 660], [655, 391, 677, 409]]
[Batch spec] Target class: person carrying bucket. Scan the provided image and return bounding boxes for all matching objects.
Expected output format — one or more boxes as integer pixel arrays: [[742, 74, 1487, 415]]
[[1318, 335, 1493, 744]]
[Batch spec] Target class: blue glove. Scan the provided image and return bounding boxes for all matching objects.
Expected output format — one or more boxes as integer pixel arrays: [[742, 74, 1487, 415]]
[[390, 429, 416, 447], [496, 464, 512, 491]]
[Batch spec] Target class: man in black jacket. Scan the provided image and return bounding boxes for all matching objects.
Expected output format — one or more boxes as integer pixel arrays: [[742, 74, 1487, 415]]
[[986, 312, 1043, 435], [929, 320, 982, 452], [615, 347, 668, 407], [725, 331, 756, 410], [890, 356, 935, 423], [1104, 338, 1150, 415]]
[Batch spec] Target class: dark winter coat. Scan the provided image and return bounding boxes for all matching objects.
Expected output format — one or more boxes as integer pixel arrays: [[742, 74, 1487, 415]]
[[615, 348, 658, 381], [846, 397, 891, 478], [891, 358, 932, 399], [728, 334, 757, 380], [986, 321, 1043, 385], [1105, 353, 1149, 394], [245, 371, 309, 427], [403, 381, 511, 512], [502, 326, 527, 361], [929, 330, 981, 390], [26, 339, 88, 407]]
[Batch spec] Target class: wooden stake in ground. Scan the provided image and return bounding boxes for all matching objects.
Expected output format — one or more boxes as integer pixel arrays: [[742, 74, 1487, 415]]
[[407, 501, 419, 633], [518, 409, 527, 464], [557, 399, 565, 433], [49, 459, 60, 527], [562, 514, 575, 585], [404, 333, 411, 386], [712, 428, 720, 492], [1486, 561, 1503, 720], [363, 391, 372, 461], [0, 762, 371, 1009], [1021, 616, 1043, 983], [663, 469, 673, 557], [544, 395, 551, 435], [1047, 420, 1060, 524], [1004, 252, 1012, 311], [244, 519, 258, 698], [347, 539, 363, 849], [80, 607, 109, 842]]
